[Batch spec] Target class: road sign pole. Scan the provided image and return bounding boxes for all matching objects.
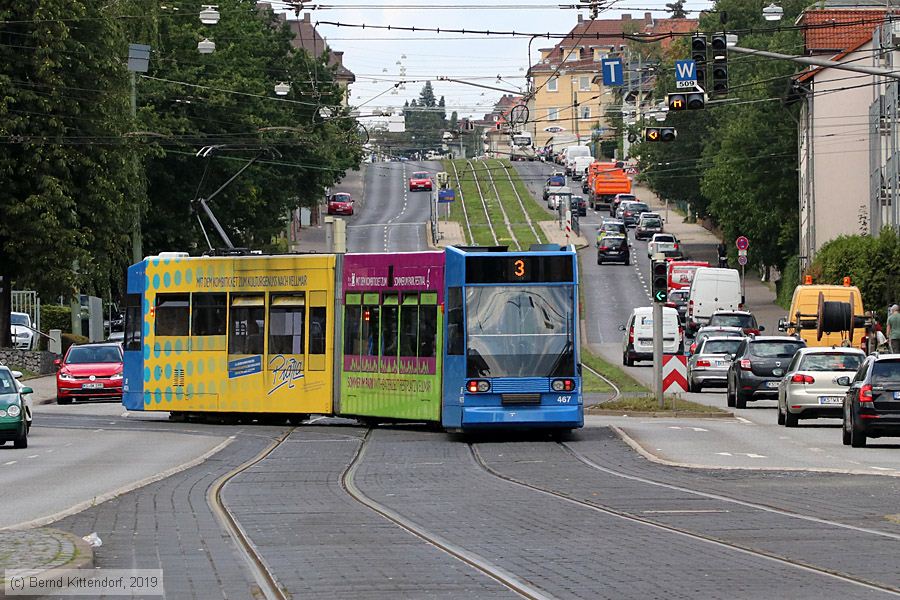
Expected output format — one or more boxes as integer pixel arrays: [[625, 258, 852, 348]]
[[653, 302, 664, 409]]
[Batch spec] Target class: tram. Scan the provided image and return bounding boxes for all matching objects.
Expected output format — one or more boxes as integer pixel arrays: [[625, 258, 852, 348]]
[[121, 246, 582, 431]]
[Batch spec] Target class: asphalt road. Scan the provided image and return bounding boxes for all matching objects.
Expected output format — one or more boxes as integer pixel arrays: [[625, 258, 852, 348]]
[[347, 160, 441, 253], [0, 402, 228, 529]]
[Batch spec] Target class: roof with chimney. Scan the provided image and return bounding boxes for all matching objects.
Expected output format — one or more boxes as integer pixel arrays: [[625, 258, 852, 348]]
[[797, 5, 895, 53]]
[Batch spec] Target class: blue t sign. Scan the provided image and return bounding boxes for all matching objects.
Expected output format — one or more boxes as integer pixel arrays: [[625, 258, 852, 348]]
[[601, 58, 623, 87]]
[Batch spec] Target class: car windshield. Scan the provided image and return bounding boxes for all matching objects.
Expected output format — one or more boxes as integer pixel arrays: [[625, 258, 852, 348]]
[[66, 346, 122, 364], [0, 371, 15, 394], [710, 314, 756, 328], [412, 172, 429, 179], [10, 314, 28, 326], [549, 178, 564, 186], [466, 285, 574, 378], [800, 353, 863, 372], [701, 340, 742, 355], [332, 194, 351, 202], [871, 360, 900, 385], [602, 236, 626, 246], [617, 195, 635, 202], [750, 341, 804, 358], [654, 235, 675, 243], [631, 203, 649, 212]]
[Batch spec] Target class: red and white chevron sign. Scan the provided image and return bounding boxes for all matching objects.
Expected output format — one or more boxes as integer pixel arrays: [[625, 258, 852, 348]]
[[662, 354, 688, 393]]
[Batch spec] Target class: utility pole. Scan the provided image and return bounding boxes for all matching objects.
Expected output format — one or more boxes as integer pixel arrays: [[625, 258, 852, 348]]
[[573, 87, 580, 143], [126, 44, 151, 264]]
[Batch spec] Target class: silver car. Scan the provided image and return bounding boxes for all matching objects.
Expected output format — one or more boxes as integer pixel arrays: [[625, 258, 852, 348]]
[[688, 337, 744, 392], [777, 347, 865, 427], [688, 326, 746, 356]]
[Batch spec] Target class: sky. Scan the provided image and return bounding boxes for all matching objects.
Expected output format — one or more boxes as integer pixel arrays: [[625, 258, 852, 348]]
[[280, 0, 714, 119]]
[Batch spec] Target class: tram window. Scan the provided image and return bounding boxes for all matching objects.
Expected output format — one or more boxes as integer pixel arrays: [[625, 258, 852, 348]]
[[400, 295, 419, 357], [381, 294, 399, 357], [418, 305, 437, 358], [229, 296, 265, 355], [309, 307, 327, 355], [124, 293, 142, 351], [269, 295, 305, 355], [361, 305, 380, 357], [447, 287, 463, 355], [191, 293, 226, 336], [155, 293, 190, 336], [344, 306, 362, 356]]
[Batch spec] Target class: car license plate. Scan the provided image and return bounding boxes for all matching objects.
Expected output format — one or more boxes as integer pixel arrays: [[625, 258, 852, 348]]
[[715, 360, 727, 367], [818, 396, 843, 405], [766, 381, 780, 388], [82, 383, 104, 389]]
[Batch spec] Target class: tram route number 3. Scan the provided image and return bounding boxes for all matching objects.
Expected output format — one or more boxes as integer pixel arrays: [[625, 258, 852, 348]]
[[514, 259, 525, 278]]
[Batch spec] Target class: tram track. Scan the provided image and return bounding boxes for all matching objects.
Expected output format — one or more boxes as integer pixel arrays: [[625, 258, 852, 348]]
[[493, 159, 542, 244], [342, 429, 554, 600], [580, 362, 621, 402], [465, 159, 499, 245], [469, 442, 900, 597], [477, 159, 520, 250], [449, 159, 474, 245], [207, 429, 293, 600]]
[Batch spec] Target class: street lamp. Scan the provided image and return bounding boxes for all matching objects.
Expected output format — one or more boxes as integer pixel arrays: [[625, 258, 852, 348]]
[[763, 3, 783, 21], [199, 5, 220, 24], [197, 38, 215, 54], [274, 82, 290, 96]]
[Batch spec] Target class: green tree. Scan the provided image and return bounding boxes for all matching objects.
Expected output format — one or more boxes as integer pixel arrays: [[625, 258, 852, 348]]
[[666, 1, 688, 18], [0, 0, 135, 346]]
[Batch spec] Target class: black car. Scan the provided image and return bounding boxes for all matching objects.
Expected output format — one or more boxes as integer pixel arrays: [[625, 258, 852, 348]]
[[841, 354, 900, 447], [726, 336, 806, 409], [610, 193, 636, 217], [597, 234, 629, 265], [570, 196, 587, 217]]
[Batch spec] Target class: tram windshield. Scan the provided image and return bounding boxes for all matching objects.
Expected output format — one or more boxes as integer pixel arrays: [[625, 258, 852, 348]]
[[465, 286, 574, 378]]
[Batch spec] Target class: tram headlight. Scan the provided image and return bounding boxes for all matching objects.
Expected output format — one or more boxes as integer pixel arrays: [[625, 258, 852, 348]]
[[552, 379, 575, 392], [467, 380, 490, 393]]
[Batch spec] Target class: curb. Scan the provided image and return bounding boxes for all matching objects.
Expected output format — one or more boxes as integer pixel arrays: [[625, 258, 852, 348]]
[[588, 409, 733, 418], [0, 528, 94, 587]]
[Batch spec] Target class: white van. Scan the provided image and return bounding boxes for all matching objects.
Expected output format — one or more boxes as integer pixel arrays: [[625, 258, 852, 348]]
[[687, 267, 742, 333], [564, 145, 591, 175], [571, 156, 594, 181], [621, 306, 683, 366]]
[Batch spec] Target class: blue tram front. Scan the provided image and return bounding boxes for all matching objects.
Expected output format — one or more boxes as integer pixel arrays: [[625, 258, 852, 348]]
[[441, 245, 583, 430]]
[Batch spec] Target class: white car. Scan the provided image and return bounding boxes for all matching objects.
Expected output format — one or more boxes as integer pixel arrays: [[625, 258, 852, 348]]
[[10, 312, 35, 350], [647, 233, 682, 259], [777, 347, 865, 427]]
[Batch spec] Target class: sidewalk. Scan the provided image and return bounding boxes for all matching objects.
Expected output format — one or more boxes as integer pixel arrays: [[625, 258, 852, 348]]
[[292, 165, 367, 253], [0, 528, 94, 586], [634, 183, 783, 332]]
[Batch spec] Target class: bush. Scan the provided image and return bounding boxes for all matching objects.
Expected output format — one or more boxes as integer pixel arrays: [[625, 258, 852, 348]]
[[41, 305, 72, 334], [61, 333, 89, 354], [809, 229, 900, 311], [776, 255, 800, 310]]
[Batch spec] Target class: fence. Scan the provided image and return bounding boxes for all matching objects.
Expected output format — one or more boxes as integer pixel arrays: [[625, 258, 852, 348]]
[[11, 291, 40, 333]]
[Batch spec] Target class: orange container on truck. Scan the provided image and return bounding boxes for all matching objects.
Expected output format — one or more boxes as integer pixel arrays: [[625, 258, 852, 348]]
[[588, 163, 632, 210]]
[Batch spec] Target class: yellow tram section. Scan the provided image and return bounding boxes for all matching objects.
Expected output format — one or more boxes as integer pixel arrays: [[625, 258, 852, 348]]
[[142, 254, 336, 414]]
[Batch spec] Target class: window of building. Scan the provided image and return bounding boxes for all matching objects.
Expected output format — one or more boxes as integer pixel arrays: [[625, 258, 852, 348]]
[[268, 294, 305, 355], [581, 106, 591, 120], [548, 107, 559, 121], [579, 75, 591, 91], [565, 47, 582, 61], [191, 293, 226, 336], [228, 296, 265, 355], [155, 293, 189, 336], [547, 77, 558, 92]]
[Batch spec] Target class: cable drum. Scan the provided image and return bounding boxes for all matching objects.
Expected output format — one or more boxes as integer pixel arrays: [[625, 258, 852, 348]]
[[817, 291, 854, 341]]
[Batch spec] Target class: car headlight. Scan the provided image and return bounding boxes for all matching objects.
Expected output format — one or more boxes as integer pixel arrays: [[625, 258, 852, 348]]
[[58, 371, 75, 380], [6, 404, 20, 418], [110, 372, 123, 380]]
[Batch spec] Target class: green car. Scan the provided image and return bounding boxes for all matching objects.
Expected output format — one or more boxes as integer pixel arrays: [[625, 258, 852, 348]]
[[0, 367, 31, 449]]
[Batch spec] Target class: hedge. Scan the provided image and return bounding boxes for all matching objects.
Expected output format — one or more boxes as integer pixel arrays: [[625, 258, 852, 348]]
[[807, 229, 900, 318], [61, 333, 89, 354], [41, 305, 72, 334]]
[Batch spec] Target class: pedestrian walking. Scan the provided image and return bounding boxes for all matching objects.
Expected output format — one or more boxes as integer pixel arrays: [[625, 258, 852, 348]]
[[888, 305, 900, 353]]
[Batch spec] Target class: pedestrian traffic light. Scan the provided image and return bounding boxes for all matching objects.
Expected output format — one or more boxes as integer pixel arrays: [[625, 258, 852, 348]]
[[691, 34, 707, 89], [668, 92, 705, 111], [644, 127, 677, 142], [711, 33, 728, 96], [652, 260, 668, 303]]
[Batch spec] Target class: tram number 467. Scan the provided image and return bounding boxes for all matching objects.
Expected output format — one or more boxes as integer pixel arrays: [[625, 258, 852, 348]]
[[556, 395, 572, 404]]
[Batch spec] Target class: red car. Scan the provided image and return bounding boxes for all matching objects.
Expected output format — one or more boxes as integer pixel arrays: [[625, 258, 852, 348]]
[[408, 171, 432, 191], [55, 342, 124, 404], [327, 192, 354, 216]]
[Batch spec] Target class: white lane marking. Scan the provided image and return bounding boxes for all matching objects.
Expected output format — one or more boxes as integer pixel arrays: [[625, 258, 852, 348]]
[[808, 447, 824, 453], [26, 455, 38, 459], [745, 453, 767, 459], [643, 509, 730, 514], [735, 416, 752, 424], [869, 466, 896, 471], [691, 427, 708, 432], [716, 452, 732, 456], [4, 461, 16, 466]]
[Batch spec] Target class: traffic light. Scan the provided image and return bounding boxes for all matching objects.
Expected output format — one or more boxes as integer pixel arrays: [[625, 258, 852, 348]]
[[667, 92, 705, 111], [691, 34, 707, 89], [644, 127, 677, 142], [711, 33, 728, 96], [652, 260, 668, 303]]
